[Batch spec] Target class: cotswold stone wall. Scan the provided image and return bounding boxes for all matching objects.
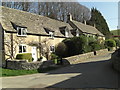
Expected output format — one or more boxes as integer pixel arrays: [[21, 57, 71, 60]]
[[6, 49, 113, 70], [64, 49, 109, 64], [6, 60, 42, 70], [6, 59, 70, 70]]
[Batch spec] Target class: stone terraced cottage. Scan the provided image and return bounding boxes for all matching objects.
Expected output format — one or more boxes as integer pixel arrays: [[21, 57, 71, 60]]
[[0, 6, 105, 62], [67, 14, 105, 41]]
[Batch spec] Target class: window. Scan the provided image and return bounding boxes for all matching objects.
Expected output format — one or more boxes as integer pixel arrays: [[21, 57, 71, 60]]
[[19, 45, 26, 53], [17, 27, 27, 36], [65, 29, 70, 37], [49, 31, 54, 38], [76, 29, 79, 37], [50, 46, 55, 52]]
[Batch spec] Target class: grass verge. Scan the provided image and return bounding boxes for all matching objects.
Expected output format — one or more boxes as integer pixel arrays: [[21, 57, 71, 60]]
[[1, 68, 38, 77], [0, 66, 61, 77]]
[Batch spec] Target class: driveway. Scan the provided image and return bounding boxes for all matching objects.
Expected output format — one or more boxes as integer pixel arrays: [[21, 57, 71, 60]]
[[1, 52, 120, 89]]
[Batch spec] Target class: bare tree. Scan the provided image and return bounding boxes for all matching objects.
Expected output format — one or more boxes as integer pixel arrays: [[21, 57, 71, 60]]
[[2, 2, 91, 22]]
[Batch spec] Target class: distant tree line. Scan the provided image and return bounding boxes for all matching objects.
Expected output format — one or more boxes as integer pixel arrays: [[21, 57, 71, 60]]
[[87, 8, 111, 38], [2, 2, 91, 22]]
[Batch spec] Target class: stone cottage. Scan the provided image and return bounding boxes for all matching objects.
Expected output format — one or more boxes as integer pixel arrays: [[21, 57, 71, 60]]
[[0, 6, 105, 62], [0, 6, 73, 62], [67, 14, 105, 42]]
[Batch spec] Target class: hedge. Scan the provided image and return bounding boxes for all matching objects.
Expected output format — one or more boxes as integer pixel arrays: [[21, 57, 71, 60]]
[[58, 35, 105, 57], [16, 53, 32, 62]]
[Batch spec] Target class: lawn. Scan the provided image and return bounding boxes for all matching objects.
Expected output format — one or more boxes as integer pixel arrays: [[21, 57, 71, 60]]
[[0, 68, 38, 77], [0, 66, 61, 77]]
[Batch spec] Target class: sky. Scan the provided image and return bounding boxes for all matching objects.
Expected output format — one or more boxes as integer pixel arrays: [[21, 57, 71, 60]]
[[79, 2, 118, 31]]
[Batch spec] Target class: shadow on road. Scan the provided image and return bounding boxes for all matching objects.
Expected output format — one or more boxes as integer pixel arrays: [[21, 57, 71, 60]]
[[46, 60, 120, 89]]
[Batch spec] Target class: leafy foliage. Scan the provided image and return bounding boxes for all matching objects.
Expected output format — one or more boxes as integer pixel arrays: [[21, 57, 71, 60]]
[[59, 35, 105, 57], [16, 53, 32, 62], [55, 42, 68, 57], [87, 8, 111, 38], [114, 38, 120, 47], [105, 39, 116, 48], [88, 36, 101, 51], [62, 35, 88, 56]]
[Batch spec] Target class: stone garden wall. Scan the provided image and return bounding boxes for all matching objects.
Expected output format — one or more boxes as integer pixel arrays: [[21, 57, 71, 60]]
[[6, 60, 42, 70], [64, 49, 109, 64], [6, 49, 114, 70], [6, 59, 70, 70]]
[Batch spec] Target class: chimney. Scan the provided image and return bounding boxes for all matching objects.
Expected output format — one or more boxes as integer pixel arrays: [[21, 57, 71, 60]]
[[67, 13, 72, 22], [84, 20, 86, 25], [94, 23, 96, 28]]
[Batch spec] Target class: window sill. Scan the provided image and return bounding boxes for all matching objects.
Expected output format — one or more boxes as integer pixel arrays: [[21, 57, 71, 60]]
[[17, 35, 27, 37], [19, 52, 27, 53], [49, 37, 54, 39]]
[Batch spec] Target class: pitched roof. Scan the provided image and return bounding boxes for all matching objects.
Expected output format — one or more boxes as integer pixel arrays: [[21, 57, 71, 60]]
[[0, 6, 73, 37], [70, 20, 104, 36]]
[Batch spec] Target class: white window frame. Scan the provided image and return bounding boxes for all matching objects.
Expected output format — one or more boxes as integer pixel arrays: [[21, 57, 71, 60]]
[[65, 30, 69, 37], [17, 27, 27, 36], [76, 29, 79, 37], [50, 46, 55, 52], [49, 31, 54, 39], [19, 44, 27, 53]]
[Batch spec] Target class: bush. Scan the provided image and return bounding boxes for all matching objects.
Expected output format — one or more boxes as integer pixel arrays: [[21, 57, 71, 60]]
[[105, 39, 116, 48], [62, 38, 76, 56], [55, 42, 68, 57], [50, 53, 62, 65], [89, 41, 101, 51], [114, 38, 120, 47], [16, 53, 32, 62], [51, 53, 59, 60], [63, 35, 88, 56]]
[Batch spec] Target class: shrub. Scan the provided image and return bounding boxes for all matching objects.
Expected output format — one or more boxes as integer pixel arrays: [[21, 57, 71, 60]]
[[89, 41, 101, 51], [114, 38, 120, 47], [72, 36, 88, 54], [55, 42, 68, 57], [63, 35, 88, 56], [105, 39, 116, 48], [16, 53, 32, 62], [62, 38, 76, 56], [51, 53, 59, 60]]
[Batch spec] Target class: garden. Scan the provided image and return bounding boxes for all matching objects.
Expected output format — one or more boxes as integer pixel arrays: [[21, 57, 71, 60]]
[[50, 35, 120, 65]]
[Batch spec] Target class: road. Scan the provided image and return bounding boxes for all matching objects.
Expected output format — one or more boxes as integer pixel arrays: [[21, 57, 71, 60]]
[[1, 52, 120, 89]]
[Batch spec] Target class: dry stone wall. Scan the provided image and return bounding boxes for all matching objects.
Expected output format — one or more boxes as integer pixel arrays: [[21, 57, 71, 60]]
[[6, 49, 112, 70], [64, 49, 109, 64], [6, 60, 42, 70]]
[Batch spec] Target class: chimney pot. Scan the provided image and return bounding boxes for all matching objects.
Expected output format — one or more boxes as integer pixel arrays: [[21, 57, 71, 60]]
[[67, 13, 72, 22], [84, 20, 86, 25], [94, 23, 96, 28]]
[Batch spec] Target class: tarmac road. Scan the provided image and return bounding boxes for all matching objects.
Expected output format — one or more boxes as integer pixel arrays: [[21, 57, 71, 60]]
[[1, 52, 120, 89]]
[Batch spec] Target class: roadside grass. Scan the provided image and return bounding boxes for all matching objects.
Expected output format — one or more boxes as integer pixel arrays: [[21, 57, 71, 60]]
[[1, 68, 38, 77], [0, 66, 61, 77]]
